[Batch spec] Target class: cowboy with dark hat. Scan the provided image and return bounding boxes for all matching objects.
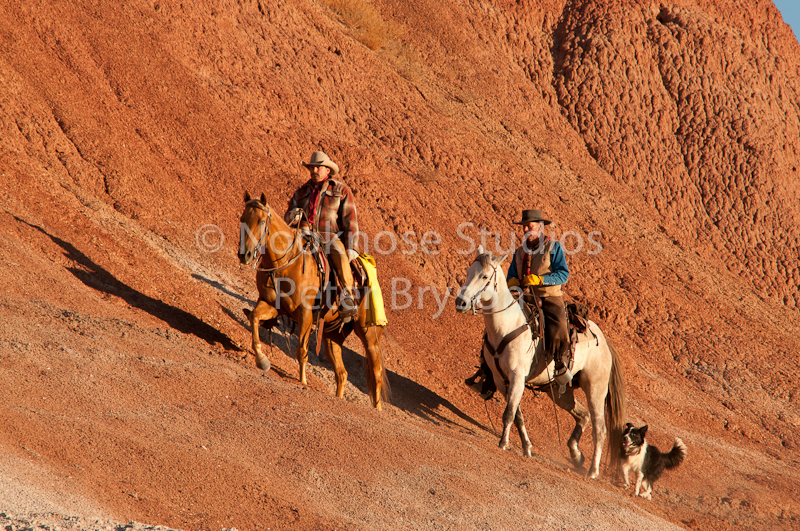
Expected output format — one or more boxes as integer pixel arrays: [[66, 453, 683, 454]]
[[514, 209, 551, 226], [285, 151, 359, 321], [466, 208, 572, 398]]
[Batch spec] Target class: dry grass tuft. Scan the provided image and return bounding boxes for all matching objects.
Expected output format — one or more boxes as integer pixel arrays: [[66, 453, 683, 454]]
[[392, 43, 424, 82], [415, 168, 440, 184], [321, 0, 401, 50]]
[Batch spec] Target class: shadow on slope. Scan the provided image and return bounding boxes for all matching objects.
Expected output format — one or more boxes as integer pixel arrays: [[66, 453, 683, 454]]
[[21, 217, 241, 351], [219, 303, 488, 435]]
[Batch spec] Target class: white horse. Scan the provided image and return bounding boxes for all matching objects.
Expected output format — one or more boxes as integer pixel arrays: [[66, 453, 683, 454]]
[[455, 246, 626, 479]]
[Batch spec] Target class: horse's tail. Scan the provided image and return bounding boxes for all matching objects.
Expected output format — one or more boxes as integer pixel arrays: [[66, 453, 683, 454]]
[[378, 332, 392, 405], [380, 359, 391, 404], [605, 341, 627, 478]]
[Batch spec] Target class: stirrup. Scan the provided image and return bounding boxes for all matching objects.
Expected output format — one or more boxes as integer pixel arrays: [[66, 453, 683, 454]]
[[554, 367, 573, 396], [464, 368, 495, 400], [464, 369, 483, 392], [338, 291, 358, 323]]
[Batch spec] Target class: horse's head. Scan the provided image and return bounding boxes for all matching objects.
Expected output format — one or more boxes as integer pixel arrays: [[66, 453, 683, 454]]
[[455, 245, 509, 314], [239, 191, 270, 266]]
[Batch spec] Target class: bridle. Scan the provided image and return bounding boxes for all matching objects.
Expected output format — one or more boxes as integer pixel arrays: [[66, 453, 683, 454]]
[[464, 260, 538, 390], [241, 201, 305, 273], [464, 263, 520, 315]]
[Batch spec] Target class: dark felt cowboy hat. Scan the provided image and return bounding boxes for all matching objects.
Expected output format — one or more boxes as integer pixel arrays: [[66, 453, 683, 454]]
[[513, 209, 552, 225], [302, 151, 339, 176]]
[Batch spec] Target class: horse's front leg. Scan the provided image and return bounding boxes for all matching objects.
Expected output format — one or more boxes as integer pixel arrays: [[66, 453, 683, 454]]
[[513, 406, 533, 458], [499, 374, 526, 453], [294, 311, 315, 386], [247, 300, 278, 371]]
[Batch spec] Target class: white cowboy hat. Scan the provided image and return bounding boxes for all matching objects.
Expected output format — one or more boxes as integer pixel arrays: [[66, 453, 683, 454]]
[[302, 151, 339, 176]]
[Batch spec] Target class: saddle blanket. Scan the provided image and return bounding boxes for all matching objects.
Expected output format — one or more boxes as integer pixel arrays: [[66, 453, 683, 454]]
[[355, 253, 388, 326]]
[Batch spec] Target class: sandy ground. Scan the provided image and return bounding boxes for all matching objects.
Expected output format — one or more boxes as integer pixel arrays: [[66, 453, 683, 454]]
[[1, 1, 799, 530]]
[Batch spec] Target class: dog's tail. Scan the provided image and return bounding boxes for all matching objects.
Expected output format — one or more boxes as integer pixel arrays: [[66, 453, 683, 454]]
[[665, 438, 687, 469]]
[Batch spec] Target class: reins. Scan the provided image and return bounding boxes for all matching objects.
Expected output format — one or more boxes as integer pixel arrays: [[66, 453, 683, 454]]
[[471, 264, 536, 386], [241, 201, 306, 274], [467, 266, 522, 316], [476, 291, 522, 315], [467, 258, 562, 442]]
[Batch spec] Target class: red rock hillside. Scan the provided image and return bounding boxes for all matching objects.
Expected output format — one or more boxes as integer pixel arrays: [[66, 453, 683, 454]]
[[1, 1, 798, 530]]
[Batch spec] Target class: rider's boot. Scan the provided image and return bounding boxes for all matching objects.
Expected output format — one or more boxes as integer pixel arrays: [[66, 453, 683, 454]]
[[553, 355, 573, 397], [465, 356, 495, 400], [338, 288, 358, 323]]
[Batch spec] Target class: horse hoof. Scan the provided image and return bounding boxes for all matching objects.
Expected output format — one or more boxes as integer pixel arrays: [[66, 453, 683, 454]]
[[256, 355, 271, 372], [571, 453, 585, 468], [523, 447, 532, 458], [586, 469, 600, 480]]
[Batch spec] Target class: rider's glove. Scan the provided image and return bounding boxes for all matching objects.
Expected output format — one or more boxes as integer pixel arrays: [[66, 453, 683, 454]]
[[287, 208, 304, 226], [346, 249, 360, 262], [521, 274, 542, 287], [507, 277, 521, 288]]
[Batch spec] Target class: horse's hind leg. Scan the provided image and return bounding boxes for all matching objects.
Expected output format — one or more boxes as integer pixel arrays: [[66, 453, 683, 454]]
[[246, 300, 278, 371], [582, 377, 610, 480], [551, 387, 591, 471], [355, 324, 384, 410], [322, 329, 348, 399]]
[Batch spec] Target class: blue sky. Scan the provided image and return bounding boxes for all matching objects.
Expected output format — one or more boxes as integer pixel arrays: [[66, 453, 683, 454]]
[[773, 0, 800, 42]]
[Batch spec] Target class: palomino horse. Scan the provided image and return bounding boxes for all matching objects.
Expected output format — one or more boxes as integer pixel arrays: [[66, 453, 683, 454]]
[[238, 192, 388, 410], [455, 246, 626, 479]]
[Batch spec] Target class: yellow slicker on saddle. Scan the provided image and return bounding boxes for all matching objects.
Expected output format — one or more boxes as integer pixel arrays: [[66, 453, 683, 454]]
[[356, 253, 388, 326]]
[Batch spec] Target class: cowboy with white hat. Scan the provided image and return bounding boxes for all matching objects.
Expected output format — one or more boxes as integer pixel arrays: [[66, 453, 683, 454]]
[[466, 208, 572, 398], [285, 151, 359, 321]]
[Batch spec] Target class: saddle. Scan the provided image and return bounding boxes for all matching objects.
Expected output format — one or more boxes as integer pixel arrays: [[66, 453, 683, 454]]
[[299, 232, 358, 346], [349, 257, 369, 292], [520, 296, 597, 373], [566, 301, 589, 332], [566, 300, 599, 357], [301, 233, 388, 330]]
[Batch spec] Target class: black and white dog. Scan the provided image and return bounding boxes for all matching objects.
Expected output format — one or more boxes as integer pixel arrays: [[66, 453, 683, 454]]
[[620, 423, 687, 499]]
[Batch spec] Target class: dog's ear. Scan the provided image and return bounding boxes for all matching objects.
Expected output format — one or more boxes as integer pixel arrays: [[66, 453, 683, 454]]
[[640, 425, 648, 437]]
